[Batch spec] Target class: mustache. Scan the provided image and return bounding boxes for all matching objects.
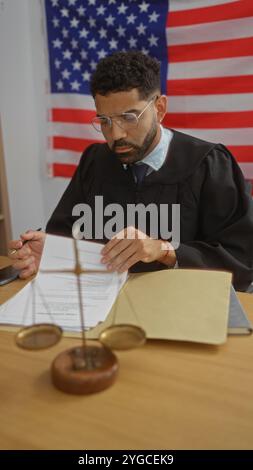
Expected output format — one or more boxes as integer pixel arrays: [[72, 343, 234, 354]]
[[112, 140, 139, 151]]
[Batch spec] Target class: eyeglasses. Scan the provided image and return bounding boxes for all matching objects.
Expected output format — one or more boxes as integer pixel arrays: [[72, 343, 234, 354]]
[[91, 96, 157, 133]]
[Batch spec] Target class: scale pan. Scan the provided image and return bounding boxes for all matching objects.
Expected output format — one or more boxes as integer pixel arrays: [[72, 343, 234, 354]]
[[99, 324, 146, 351], [16, 323, 62, 350]]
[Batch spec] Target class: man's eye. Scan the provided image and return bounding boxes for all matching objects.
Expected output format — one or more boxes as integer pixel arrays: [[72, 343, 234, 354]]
[[100, 117, 109, 126], [121, 113, 137, 123]]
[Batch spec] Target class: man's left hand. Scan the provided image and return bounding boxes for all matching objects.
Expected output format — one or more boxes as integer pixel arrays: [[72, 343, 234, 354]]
[[101, 226, 176, 273]]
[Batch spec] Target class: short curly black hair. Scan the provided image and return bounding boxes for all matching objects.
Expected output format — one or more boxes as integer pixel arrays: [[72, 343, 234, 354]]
[[90, 51, 161, 99]]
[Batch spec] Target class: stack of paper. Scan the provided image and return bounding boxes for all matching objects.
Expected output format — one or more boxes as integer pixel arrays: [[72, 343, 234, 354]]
[[0, 235, 127, 331]]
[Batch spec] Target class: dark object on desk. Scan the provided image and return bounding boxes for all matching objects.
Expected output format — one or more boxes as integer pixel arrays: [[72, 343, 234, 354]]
[[0, 265, 19, 286], [228, 286, 253, 335]]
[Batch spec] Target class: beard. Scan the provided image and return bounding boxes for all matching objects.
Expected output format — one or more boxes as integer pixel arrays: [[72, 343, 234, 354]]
[[112, 120, 158, 164]]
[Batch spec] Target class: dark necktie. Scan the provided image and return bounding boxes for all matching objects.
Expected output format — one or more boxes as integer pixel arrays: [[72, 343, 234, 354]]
[[131, 163, 149, 185]]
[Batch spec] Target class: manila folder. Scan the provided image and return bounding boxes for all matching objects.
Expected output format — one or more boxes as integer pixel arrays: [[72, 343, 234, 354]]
[[86, 269, 232, 345]]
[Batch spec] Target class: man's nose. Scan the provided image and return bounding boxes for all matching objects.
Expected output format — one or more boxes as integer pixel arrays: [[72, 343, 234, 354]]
[[110, 120, 127, 141]]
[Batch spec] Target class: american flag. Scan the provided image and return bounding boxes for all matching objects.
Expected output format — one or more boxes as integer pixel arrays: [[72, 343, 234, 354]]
[[44, 0, 253, 190]]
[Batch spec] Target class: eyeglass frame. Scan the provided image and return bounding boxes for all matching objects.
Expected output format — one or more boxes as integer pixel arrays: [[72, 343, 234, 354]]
[[91, 95, 158, 133]]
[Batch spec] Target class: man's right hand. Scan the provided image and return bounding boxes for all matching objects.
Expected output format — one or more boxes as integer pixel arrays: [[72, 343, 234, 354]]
[[8, 230, 46, 279]]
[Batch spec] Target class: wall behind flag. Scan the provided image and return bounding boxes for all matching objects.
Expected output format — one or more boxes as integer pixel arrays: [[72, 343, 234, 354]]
[[0, 0, 69, 236]]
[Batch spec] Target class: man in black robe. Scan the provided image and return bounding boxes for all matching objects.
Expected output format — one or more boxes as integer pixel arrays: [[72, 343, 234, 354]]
[[9, 51, 253, 291]]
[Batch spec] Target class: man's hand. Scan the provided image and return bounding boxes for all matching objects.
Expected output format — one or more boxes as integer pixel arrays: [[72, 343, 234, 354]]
[[101, 226, 176, 273], [8, 230, 46, 279]]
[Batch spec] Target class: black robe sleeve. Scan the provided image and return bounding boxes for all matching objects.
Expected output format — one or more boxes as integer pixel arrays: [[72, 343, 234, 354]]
[[176, 147, 253, 291]]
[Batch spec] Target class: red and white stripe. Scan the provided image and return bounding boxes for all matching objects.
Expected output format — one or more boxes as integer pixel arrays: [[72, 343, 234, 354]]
[[48, 94, 98, 177], [166, 0, 253, 189]]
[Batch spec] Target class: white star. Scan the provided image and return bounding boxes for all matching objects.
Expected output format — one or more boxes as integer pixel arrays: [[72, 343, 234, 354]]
[[99, 27, 107, 39], [53, 38, 62, 48], [97, 5, 106, 15], [88, 0, 96, 5], [116, 25, 126, 37], [148, 34, 158, 47], [63, 49, 72, 59], [68, 0, 77, 5], [108, 0, 116, 4], [139, 1, 149, 13], [141, 47, 149, 55], [73, 60, 81, 71], [109, 38, 118, 50], [71, 39, 78, 49], [118, 3, 128, 14], [82, 71, 91, 81], [62, 28, 69, 38], [97, 49, 107, 59], [88, 16, 96, 28], [88, 38, 98, 49], [128, 36, 137, 48], [52, 17, 60, 27], [70, 17, 79, 28], [127, 13, 137, 24], [62, 69, 71, 80], [71, 80, 81, 91], [56, 80, 64, 90], [77, 6, 86, 16], [90, 60, 97, 70], [51, 0, 58, 7], [54, 59, 61, 69], [105, 14, 115, 26], [80, 49, 88, 59], [136, 22, 147, 35], [79, 28, 89, 39], [149, 11, 159, 22], [60, 8, 69, 18]]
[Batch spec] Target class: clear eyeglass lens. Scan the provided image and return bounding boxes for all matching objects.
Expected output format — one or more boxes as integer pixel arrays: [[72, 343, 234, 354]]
[[119, 113, 138, 126], [92, 117, 109, 132], [92, 113, 138, 132]]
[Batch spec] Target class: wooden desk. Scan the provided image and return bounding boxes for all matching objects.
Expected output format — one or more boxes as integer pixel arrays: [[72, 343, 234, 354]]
[[0, 257, 253, 450]]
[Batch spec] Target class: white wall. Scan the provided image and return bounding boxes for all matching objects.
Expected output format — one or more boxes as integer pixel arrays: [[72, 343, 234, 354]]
[[0, 0, 69, 239]]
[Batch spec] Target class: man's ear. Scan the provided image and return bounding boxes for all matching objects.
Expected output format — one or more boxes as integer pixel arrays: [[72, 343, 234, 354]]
[[155, 95, 167, 123]]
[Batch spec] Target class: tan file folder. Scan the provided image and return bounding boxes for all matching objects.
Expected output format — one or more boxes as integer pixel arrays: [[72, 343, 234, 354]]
[[86, 269, 232, 345]]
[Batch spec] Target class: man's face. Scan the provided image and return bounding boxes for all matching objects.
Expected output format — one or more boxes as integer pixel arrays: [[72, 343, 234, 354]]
[[94, 88, 162, 164]]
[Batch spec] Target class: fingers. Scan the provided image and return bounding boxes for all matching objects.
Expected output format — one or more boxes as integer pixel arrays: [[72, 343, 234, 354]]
[[101, 227, 150, 271], [8, 231, 45, 259], [20, 230, 45, 242], [9, 243, 32, 260], [117, 253, 140, 273], [101, 234, 123, 257], [101, 238, 132, 263], [19, 263, 37, 279], [8, 239, 23, 252], [12, 256, 35, 272], [101, 226, 137, 256], [103, 243, 138, 272]]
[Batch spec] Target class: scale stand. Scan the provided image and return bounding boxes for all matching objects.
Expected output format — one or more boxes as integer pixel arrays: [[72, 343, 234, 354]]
[[15, 238, 145, 394]]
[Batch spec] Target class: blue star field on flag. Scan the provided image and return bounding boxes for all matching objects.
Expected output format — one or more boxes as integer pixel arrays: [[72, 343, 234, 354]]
[[45, 0, 168, 95]]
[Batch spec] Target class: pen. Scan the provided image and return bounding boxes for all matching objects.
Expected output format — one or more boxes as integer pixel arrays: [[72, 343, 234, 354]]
[[9, 228, 42, 255]]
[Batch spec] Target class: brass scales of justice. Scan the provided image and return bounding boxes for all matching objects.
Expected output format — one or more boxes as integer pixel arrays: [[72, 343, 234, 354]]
[[15, 239, 146, 395]]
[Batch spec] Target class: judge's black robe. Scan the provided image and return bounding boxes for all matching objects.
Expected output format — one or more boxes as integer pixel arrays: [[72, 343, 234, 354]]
[[46, 129, 253, 291]]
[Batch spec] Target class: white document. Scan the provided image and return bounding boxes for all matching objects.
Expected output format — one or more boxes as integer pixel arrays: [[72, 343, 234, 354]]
[[0, 235, 127, 332]]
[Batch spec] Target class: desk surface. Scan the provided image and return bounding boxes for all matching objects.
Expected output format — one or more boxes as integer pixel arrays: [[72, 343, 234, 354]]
[[0, 256, 253, 450]]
